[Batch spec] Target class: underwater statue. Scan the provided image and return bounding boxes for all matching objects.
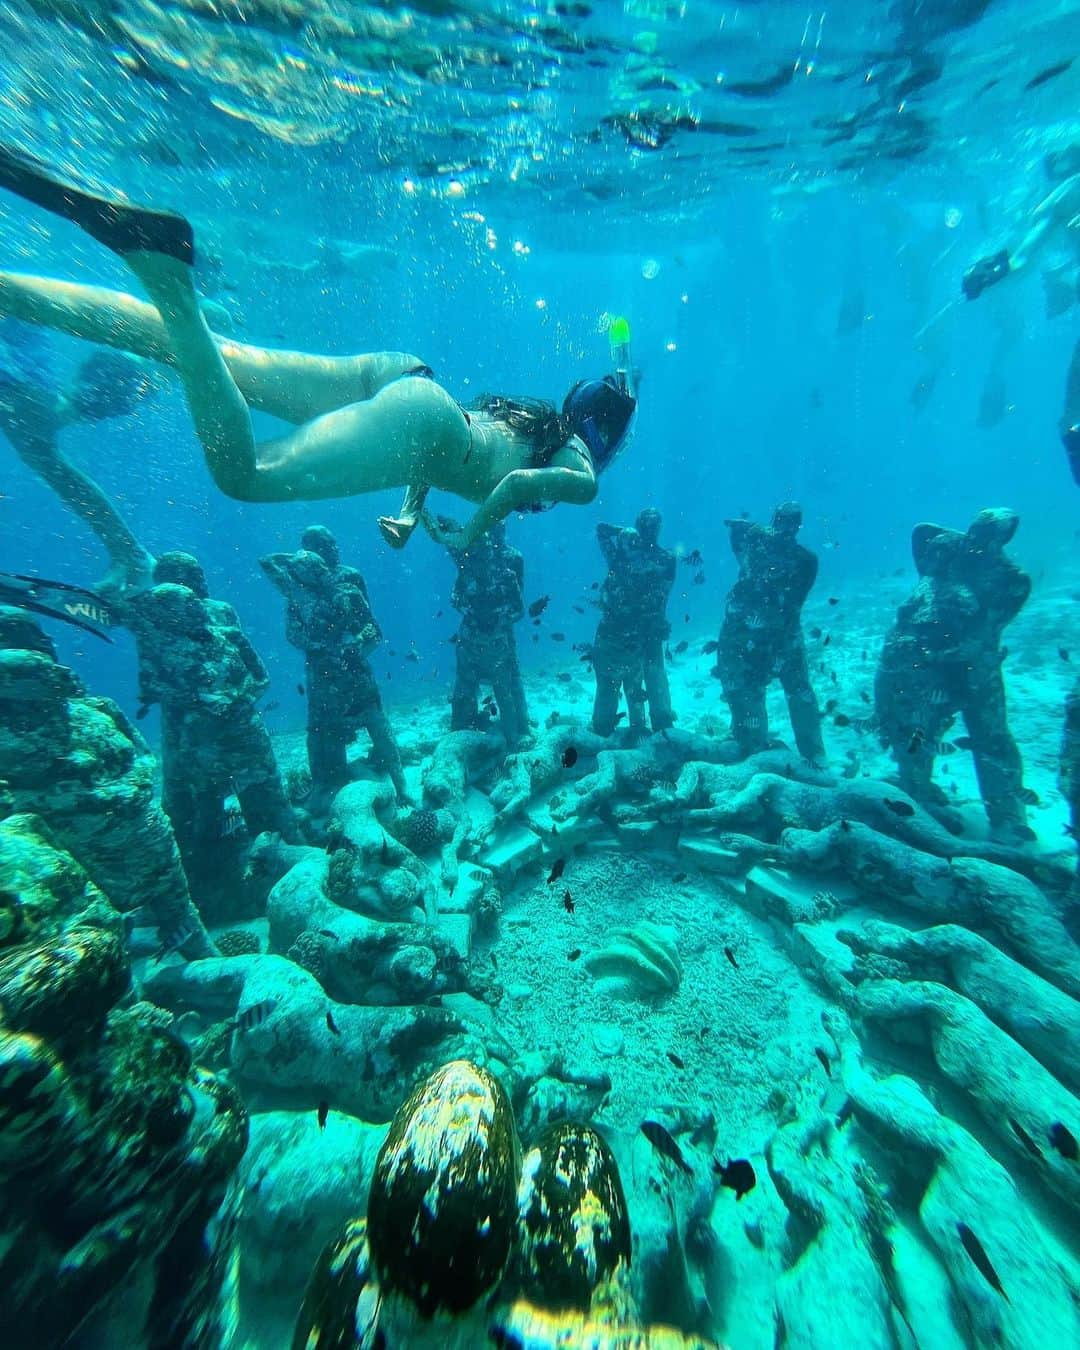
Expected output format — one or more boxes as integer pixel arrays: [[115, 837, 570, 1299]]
[[0, 607, 214, 956], [441, 518, 531, 749], [261, 526, 406, 801], [0, 330, 300, 918], [0, 810, 246, 1345], [130, 551, 302, 891], [874, 508, 1032, 840], [591, 507, 676, 738], [713, 501, 825, 763]]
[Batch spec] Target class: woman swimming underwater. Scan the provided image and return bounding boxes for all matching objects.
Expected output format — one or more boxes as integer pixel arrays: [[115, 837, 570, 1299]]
[[0, 146, 637, 551]]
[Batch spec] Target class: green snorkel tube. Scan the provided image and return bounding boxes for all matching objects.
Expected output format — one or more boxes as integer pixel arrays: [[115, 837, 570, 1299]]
[[608, 315, 635, 399]]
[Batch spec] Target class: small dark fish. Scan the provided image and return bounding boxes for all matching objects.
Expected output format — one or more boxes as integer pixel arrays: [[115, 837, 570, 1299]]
[[532, 619, 541, 628], [152, 919, 197, 964], [561, 746, 578, 768], [1019, 787, 1040, 807], [435, 610, 443, 618], [1059, 647, 1070, 662], [528, 595, 551, 618], [672, 872, 688, 883], [297, 683, 306, 696], [221, 804, 246, 838], [1026, 58, 1072, 90], [318, 929, 337, 940], [135, 703, 151, 720], [405, 651, 420, 663], [693, 571, 706, 585], [547, 858, 566, 884], [233, 999, 276, 1033], [326, 1009, 340, 1036], [834, 713, 851, 728], [823, 635, 831, 647], [714, 1156, 756, 1200], [317, 1100, 329, 1130], [572, 604, 585, 614], [263, 699, 280, 713], [809, 626, 822, 639], [551, 632, 566, 642], [562, 888, 575, 914], [590, 581, 599, 590], [556, 671, 573, 683], [907, 727, 925, 753], [883, 798, 915, 818], [666, 1050, 686, 1069], [674, 640, 689, 655], [723, 946, 739, 970], [684, 549, 703, 567], [814, 1047, 832, 1078], [1009, 1117, 1042, 1158], [684, 613, 690, 624], [840, 818, 851, 832], [953, 735, 974, 750], [828, 597, 839, 606], [860, 691, 871, 704], [825, 698, 838, 713], [1049, 1121, 1079, 1160], [567, 947, 582, 961], [703, 640, 718, 655], [641, 1119, 694, 1175], [579, 652, 594, 664], [957, 1222, 1009, 1301]]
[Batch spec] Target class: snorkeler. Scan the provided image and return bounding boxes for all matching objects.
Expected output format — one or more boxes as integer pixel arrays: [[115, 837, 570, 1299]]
[[0, 146, 637, 550], [961, 145, 1080, 458]]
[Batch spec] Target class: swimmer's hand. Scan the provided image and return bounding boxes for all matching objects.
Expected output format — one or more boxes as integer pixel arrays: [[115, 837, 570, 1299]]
[[421, 511, 466, 551], [377, 515, 417, 549]]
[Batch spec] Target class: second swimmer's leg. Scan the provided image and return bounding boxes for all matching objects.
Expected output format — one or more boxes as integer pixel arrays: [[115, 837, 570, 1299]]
[[0, 149, 257, 498]]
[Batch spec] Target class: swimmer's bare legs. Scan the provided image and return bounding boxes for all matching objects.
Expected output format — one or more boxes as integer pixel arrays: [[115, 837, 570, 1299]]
[[0, 270, 423, 424]]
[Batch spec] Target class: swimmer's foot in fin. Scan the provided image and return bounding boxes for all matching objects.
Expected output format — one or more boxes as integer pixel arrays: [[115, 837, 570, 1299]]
[[0, 144, 194, 264]]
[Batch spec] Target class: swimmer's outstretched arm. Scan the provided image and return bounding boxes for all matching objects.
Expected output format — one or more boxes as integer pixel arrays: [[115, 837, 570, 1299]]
[[422, 461, 598, 551], [0, 270, 424, 424]]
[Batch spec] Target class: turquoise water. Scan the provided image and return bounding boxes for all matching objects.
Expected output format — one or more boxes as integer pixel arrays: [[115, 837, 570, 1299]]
[[0, 2, 1078, 1346]]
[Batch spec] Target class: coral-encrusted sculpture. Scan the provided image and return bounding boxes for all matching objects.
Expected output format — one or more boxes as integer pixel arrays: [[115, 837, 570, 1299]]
[[0, 611, 213, 957], [0, 814, 247, 1346]]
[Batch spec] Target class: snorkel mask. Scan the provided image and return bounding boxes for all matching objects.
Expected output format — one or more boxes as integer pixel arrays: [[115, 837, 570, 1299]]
[[562, 375, 637, 470]]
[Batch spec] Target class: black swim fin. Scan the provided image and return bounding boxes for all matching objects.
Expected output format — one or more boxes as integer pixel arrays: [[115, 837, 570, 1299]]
[[0, 144, 194, 264], [0, 572, 115, 642]]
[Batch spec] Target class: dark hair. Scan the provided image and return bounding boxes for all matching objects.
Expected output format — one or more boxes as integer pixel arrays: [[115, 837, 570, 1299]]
[[467, 393, 570, 458]]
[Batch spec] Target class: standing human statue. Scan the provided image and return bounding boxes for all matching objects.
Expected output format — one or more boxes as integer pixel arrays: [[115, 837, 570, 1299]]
[[260, 527, 407, 802], [128, 552, 303, 911], [713, 502, 825, 763], [875, 508, 1032, 840], [590, 508, 676, 738], [443, 520, 530, 749]]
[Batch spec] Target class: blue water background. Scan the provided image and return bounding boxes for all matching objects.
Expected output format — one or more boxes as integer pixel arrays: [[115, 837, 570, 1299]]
[[2, 179, 1076, 734]]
